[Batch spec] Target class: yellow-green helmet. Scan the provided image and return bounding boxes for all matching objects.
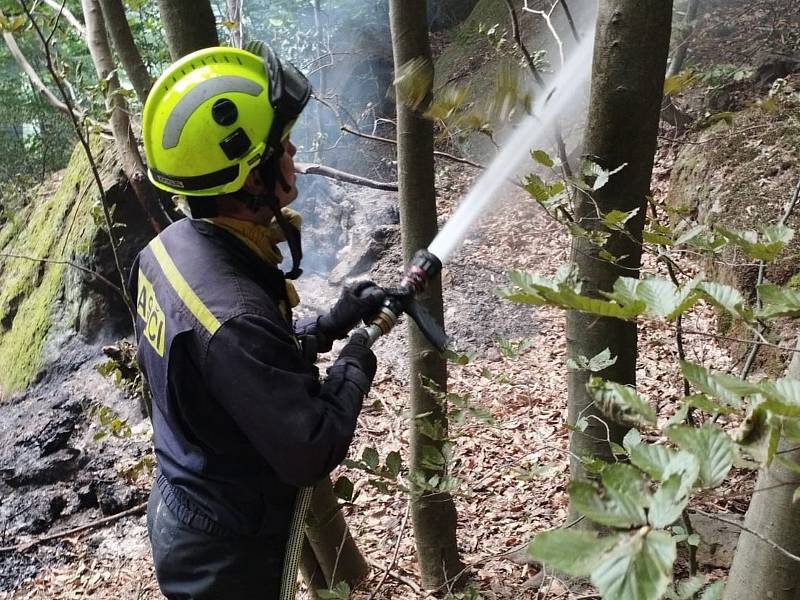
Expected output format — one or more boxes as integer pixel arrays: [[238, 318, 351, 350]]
[[143, 44, 310, 197]]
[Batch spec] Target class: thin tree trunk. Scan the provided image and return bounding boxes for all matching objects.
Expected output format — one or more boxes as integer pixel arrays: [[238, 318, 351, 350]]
[[98, 0, 153, 103], [389, 0, 465, 590], [155, 0, 218, 61], [724, 336, 800, 600], [567, 0, 673, 521], [226, 0, 243, 48], [81, 0, 167, 233], [304, 478, 369, 588], [667, 0, 701, 78]]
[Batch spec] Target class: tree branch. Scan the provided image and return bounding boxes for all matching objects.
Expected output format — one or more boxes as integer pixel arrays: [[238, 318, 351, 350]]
[[0, 252, 126, 302], [41, 0, 86, 37], [82, 0, 168, 233], [0, 502, 146, 554], [294, 162, 398, 191], [97, 0, 153, 103], [690, 508, 800, 564], [340, 125, 486, 170], [0, 25, 81, 119]]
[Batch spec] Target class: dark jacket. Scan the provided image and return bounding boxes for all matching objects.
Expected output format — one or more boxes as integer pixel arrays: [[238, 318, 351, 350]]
[[131, 218, 373, 538]]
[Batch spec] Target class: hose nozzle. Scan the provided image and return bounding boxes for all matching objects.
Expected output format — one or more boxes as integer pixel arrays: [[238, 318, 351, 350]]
[[358, 249, 448, 352]]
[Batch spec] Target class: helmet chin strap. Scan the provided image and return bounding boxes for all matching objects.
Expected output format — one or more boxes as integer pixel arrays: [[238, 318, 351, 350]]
[[242, 148, 304, 280]]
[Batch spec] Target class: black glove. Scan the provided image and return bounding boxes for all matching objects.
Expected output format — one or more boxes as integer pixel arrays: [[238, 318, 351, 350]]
[[325, 332, 377, 396], [317, 281, 386, 340]]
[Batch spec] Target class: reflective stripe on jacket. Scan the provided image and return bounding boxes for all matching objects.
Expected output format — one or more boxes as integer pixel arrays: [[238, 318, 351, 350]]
[[131, 218, 363, 538]]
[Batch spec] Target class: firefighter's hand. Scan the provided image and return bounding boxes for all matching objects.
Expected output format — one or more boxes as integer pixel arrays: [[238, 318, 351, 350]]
[[318, 281, 386, 340]]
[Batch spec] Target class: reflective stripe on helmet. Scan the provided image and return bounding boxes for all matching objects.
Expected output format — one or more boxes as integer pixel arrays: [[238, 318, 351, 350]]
[[162, 76, 264, 149]]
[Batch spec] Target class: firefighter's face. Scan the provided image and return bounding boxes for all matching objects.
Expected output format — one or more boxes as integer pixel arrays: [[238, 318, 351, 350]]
[[243, 138, 298, 209]]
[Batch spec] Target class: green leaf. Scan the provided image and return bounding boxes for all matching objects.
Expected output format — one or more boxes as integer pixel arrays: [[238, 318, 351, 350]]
[[318, 581, 351, 600], [603, 208, 640, 231], [671, 575, 706, 599], [333, 476, 354, 502], [630, 444, 677, 480], [605, 276, 700, 320], [756, 283, 800, 318], [588, 377, 657, 428], [666, 423, 736, 488], [760, 377, 800, 416], [591, 529, 676, 600], [699, 580, 725, 600], [699, 282, 752, 320], [531, 149, 555, 168], [581, 160, 628, 191], [684, 394, 738, 416], [362, 447, 380, 470], [567, 348, 618, 373], [716, 224, 794, 261], [527, 529, 619, 576], [648, 452, 700, 528], [623, 428, 642, 451], [500, 270, 645, 318], [385, 451, 402, 478], [680, 361, 758, 408], [568, 465, 649, 529], [420, 445, 446, 470]]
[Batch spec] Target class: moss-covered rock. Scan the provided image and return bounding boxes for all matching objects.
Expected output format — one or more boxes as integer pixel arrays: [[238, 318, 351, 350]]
[[0, 138, 125, 398]]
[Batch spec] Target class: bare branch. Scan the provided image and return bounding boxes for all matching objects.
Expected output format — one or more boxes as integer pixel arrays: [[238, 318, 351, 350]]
[[40, 0, 86, 37], [0, 502, 146, 554], [340, 125, 486, 170], [0, 252, 126, 302], [690, 509, 800, 564], [294, 162, 398, 191], [0, 26, 82, 119]]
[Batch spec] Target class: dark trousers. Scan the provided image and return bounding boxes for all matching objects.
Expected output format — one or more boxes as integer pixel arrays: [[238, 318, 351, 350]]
[[147, 485, 287, 599]]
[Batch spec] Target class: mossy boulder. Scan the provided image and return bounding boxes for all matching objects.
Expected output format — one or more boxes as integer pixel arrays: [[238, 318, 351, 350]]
[[0, 138, 148, 399]]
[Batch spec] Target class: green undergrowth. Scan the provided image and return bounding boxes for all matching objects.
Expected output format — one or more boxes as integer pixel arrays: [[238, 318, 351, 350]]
[[0, 137, 114, 398]]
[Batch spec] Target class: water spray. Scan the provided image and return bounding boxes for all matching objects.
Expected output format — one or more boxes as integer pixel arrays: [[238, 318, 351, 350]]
[[356, 20, 596, 351]]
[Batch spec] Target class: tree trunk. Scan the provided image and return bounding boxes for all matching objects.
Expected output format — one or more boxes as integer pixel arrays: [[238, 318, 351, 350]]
[[567, 0, 673, 520], [155, 0, 218, 61], [666, 0, 701, 78], [389, 0, 465, 590], [300, 537, 325, 599], [97, 0, 153, 103], [304, 478, 369, 588], [724, 337, 800, 600], [82, 0, 167, 233], [225, 0, 243, 48]]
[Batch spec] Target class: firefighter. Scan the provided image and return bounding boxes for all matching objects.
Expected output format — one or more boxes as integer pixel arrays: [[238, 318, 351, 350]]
[[134, 42, 384, 599]]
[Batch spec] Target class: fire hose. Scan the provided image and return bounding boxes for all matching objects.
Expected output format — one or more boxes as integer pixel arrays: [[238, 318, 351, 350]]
[[279, 249, 447, 599]]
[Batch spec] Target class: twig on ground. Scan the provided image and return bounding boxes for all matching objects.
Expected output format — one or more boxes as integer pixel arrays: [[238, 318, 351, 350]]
[[0, 502, 147, 554], [366, 501, 410, 600]]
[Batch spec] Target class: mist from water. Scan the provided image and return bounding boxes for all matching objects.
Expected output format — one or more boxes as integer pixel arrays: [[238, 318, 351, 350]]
[[428, 26, 596, 263]]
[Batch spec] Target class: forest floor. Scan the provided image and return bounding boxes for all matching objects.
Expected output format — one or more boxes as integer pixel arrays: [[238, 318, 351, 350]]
[[2, 0, 799, 598]]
